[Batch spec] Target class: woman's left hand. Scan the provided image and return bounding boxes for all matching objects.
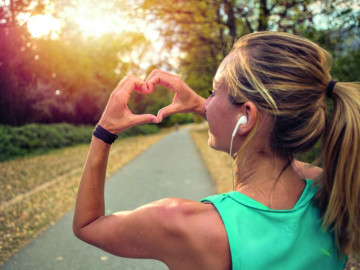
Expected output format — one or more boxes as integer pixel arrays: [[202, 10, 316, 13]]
[[98, 75, 159, 134]]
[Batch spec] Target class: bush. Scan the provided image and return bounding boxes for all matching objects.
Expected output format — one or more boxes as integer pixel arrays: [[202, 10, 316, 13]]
[[157, 113, 195, 128], [0, 123, 93, 161], [0, 123, 160, 161], [118, 124, 160, 138]]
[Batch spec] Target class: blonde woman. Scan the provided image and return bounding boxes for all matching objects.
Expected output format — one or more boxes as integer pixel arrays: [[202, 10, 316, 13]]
[[73, 32, 359, 269]]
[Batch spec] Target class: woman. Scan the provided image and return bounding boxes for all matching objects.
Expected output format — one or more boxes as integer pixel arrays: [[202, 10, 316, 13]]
[[73, 32, 359, 269]]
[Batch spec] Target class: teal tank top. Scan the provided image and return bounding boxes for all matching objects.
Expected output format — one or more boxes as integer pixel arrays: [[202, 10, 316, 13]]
[[201, 180, 346, 270]]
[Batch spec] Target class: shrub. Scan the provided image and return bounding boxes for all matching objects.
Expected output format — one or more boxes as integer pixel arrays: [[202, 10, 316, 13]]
[[0, 123, 93, 161], [0, 123, 160, 161]]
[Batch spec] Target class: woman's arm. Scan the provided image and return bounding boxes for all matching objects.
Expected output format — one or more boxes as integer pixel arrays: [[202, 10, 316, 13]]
[[72, 73, 233, 269], [73, 138, 223, 263], [72, 75, 167, 253], [72, 136, 110, 237], [72, 74, 226, 265]]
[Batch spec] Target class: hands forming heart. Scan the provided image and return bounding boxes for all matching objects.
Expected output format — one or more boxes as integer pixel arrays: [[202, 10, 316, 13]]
[[98, 70, 206, 134]]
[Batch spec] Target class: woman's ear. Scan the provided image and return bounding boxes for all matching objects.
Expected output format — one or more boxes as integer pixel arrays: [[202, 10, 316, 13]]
[[237, 101, 258, 135]]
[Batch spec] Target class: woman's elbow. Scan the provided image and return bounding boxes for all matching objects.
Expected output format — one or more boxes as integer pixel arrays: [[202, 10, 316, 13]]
[[72, 222, 84, 240]]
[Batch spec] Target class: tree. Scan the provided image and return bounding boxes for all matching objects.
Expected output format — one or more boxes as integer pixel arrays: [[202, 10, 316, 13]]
[[140, 0, 359, 96], [0, 0, 163, 125], [0, 0, 48, 125]]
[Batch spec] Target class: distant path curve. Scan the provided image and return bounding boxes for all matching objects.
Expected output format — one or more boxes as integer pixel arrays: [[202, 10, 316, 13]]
[[1, 127, 216, 270]]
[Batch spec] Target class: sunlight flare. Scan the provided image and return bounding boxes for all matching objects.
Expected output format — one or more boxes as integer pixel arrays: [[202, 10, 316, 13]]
[[27, 14, 61, 38]]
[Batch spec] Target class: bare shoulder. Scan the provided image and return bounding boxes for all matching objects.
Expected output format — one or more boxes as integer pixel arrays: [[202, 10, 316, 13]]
[[157, 198, 231, 270]]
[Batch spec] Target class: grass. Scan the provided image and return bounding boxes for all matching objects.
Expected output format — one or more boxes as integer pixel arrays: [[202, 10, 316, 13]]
[[0, 129, 171, 265], [0, 145, 89, 202], [189, 124, 359, 270]]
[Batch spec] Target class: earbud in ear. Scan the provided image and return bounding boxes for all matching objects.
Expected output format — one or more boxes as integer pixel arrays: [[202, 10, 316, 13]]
[[232, 115, 248, 137], [230, 115, 248, 190]]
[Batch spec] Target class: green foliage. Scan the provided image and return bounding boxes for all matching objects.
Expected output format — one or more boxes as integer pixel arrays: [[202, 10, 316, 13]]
[[296, 140, 322, 165], [129, 85, 173, 115], [127, 84, 197, 127], [118, 124, 160, 138], [157, 113, 195, 128], [332, 49, 360, 82], [301, 27, 360, 83], [0, 124, 93, 161], [0, 123, 160, 161]]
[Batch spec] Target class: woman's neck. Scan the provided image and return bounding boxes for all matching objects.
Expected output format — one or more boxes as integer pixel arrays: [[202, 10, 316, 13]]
[[234, 153, 305, 209]]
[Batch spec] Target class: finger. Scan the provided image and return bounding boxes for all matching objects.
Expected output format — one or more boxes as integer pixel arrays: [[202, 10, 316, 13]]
[[157, 104, 181, 122], [147, 74, 178, 93], [146, 82, 155, 94], [131, 113, 159, 125], [133, 78, 149, 94], [146, 69, 176, 82], [115, 75, 148, 98], [146, 69, 181, 91], [115, 74, 138, 90], [145, 69, 159, 82]]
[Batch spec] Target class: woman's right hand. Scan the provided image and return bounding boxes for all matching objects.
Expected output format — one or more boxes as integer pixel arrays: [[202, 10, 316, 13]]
[[146, 69, 206, 121]]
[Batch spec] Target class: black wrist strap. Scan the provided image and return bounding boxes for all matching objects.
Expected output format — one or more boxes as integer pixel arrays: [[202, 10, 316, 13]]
[[93, 124, 118, 144]]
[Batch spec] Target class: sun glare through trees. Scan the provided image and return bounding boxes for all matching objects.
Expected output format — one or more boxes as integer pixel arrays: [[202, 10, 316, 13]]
[[27, 14, 61, 38]]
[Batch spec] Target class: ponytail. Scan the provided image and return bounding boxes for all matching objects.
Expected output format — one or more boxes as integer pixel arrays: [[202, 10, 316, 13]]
[[316, 82, 360, 257]]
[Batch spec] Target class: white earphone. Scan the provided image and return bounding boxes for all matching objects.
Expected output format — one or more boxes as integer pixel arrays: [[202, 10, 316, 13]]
[[232, 115, 248, 138], [230, 115, 248, 191]]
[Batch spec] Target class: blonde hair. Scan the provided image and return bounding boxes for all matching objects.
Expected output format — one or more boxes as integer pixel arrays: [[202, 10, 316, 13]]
[[222, 31, 360, 257]]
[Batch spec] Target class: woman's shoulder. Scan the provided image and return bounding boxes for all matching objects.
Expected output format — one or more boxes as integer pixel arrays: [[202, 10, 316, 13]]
[[152, 197, 231, 270]]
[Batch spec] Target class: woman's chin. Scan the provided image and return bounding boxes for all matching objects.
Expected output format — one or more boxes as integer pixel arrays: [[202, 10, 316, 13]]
[[207, 134, 215, 149], [207, 134, 221, 151]]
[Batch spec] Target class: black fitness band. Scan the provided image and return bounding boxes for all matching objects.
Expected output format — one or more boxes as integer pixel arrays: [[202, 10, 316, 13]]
[[93, 124, 118, 144]]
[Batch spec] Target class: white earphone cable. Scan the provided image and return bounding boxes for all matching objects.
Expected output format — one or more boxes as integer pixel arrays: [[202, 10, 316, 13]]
[[230, 135, 235, 191]]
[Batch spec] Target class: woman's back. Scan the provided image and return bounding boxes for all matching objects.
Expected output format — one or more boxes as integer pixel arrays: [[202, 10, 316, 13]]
[[202, 180, 346, 270]]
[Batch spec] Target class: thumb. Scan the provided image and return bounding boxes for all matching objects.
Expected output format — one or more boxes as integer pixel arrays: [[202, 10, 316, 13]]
[[157, 104, 180, 122], [132, 114, 159, 125]]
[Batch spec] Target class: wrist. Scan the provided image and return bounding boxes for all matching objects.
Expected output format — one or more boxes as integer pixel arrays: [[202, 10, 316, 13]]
[[93, 124, 118, 145]]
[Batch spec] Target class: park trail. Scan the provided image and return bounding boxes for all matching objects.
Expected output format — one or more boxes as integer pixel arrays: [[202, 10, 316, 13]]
[[1, 127, 216, 270]]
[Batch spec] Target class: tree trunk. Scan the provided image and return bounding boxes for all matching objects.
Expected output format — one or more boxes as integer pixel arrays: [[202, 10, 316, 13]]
[[224, 0, 237, 42], [258, 0, 269, 31]]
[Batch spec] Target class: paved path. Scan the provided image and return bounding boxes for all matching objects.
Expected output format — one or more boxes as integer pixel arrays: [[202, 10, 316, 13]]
[[1, 128, 216, 270]]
